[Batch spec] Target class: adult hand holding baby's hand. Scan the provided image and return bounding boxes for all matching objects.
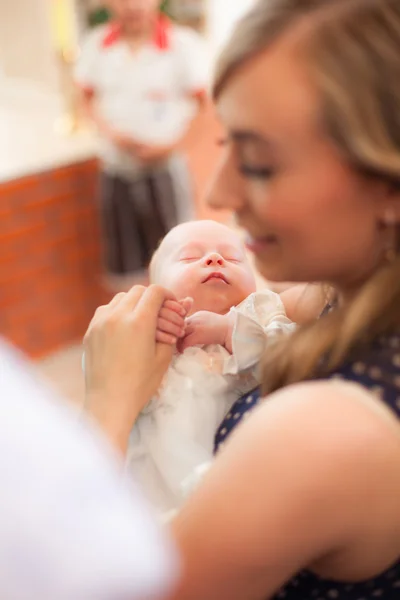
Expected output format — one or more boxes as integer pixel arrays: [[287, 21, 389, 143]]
[[84, 285, 182, 453], [155, 298, 192, 345], [178, 311, 234, 353]]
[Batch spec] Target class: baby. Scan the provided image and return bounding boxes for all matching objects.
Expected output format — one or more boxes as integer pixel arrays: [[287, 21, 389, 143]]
[[127, 220, 295, 515]]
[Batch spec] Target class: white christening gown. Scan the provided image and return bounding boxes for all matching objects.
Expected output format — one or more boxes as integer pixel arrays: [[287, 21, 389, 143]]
[[126, 290, 295, 515]]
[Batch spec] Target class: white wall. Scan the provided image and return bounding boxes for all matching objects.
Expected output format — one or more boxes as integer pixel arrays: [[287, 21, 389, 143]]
[[0, 0, 59, 91], [207, 0, 255, 61]]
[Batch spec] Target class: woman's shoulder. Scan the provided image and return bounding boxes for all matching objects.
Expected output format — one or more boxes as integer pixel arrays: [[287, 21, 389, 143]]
[[240, 379, 400, 489], [229, 381, 400, 553], [259, 378, 400, 440]]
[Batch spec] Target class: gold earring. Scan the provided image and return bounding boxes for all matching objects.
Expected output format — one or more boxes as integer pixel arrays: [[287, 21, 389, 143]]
[[382, 208, 397, 263]]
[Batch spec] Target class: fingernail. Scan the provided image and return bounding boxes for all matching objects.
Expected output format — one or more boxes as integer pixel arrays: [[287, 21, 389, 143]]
[[170, 336, 177, 344]]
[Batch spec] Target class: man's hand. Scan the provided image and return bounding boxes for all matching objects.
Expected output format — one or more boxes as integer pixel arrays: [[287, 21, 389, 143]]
[[134, 142, 175, 164], [108, 130, 139, 153], [106, 131, 172, 162], [178, 311, 235, 353]]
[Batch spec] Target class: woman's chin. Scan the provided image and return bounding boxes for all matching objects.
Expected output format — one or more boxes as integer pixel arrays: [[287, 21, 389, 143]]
[[254, 260, 291, 285]]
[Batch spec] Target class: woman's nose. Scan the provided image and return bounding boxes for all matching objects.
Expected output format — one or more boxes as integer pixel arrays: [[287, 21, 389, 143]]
[[204, 253, 225, 266], [205, 150, 245, 212]]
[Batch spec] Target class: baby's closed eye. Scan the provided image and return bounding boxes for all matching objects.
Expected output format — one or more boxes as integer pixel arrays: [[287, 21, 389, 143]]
[[225, 257, 242, 263], [179, 256, 201, 262]]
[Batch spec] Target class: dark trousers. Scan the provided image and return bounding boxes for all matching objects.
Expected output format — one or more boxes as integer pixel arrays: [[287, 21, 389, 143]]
[[100, 160, 193, 276]]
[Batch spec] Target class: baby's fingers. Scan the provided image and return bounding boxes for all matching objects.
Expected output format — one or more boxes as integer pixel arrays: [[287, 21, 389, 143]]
[[159, 307, 186, 328], [156, 330, 178, 345], [162, 299, 187, 317], [157, 318, 185, 339]]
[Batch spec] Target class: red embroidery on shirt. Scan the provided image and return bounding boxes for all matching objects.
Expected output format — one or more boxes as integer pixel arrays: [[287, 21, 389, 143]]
[[153, 14, 170, 50], [101, 15, 171, 51], [101, 23, 121, 49]]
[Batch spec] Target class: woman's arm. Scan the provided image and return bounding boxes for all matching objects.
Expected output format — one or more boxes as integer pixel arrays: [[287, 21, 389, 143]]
[[280, 283, 327, 324], [166, 381, 400, 600]]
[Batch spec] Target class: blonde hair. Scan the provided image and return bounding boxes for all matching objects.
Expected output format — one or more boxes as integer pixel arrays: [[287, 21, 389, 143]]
[[213, 0, 400, 394]]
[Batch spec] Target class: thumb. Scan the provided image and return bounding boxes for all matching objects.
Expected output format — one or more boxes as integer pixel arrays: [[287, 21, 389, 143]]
[[179, 297, 194, 314]]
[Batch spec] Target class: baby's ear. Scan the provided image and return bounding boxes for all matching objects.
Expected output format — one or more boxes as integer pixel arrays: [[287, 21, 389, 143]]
[[179, 297, 194, 315]]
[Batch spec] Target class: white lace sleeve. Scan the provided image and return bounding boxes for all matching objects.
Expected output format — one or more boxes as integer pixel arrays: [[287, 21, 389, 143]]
[[223, 290, 296, 375]]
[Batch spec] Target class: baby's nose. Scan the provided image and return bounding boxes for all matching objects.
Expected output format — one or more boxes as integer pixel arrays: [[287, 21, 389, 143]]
[[204, 252, 225, 266]]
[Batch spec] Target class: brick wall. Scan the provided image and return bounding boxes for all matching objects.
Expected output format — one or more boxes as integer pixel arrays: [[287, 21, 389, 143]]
[[0, 159, 108, 358]]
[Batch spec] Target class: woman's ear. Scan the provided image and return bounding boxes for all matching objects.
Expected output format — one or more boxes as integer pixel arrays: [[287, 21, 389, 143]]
[[378, 201, 399, 263], [383, 181, 400, 224]]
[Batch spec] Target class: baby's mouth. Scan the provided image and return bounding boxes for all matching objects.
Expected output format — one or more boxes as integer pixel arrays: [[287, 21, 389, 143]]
[[202, 272, 229, 284]]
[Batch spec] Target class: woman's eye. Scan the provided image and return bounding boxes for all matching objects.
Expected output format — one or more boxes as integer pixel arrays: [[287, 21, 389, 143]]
[[239, 165, 276, 180]]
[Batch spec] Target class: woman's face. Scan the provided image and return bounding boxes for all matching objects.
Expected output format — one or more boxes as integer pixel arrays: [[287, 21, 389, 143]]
[[207, 39, 390, 292]]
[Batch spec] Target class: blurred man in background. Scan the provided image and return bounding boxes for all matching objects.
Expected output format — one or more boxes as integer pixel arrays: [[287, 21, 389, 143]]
[[75, 0, 209, 290]]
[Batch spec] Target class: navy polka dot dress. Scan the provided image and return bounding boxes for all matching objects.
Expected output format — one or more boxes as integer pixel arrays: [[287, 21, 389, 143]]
[[214, 331, 400, 599]]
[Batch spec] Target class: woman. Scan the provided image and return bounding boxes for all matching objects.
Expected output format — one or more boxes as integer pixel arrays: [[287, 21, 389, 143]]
[[84, 0, 400, 598]]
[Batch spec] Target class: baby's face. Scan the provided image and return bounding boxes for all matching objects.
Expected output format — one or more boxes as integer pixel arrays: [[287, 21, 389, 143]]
[[154, 221, 256, 315]]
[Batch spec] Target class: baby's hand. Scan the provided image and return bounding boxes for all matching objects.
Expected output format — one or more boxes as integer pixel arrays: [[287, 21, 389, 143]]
[[156, 298, 193, 345], [178, 311, 234, 353]]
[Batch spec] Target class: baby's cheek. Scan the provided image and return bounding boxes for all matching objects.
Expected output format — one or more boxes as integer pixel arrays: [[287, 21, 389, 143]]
[[236, 268, 257, 295], [168, 269, 197, 298]]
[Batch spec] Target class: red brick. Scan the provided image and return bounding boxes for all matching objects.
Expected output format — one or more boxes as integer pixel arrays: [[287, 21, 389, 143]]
[[0, 156, 151, 355]]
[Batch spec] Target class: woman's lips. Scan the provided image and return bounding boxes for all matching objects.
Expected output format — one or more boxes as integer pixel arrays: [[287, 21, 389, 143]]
[[245, 234, 278, 254], [202, 272, 229, 284]]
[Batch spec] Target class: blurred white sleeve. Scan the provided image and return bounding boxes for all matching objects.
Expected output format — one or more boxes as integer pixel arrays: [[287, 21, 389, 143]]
[[74, 29, 103, 91], [223, 290, 296, 376], [175, 27, 210, 94], [0, 341, 178, 600]]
